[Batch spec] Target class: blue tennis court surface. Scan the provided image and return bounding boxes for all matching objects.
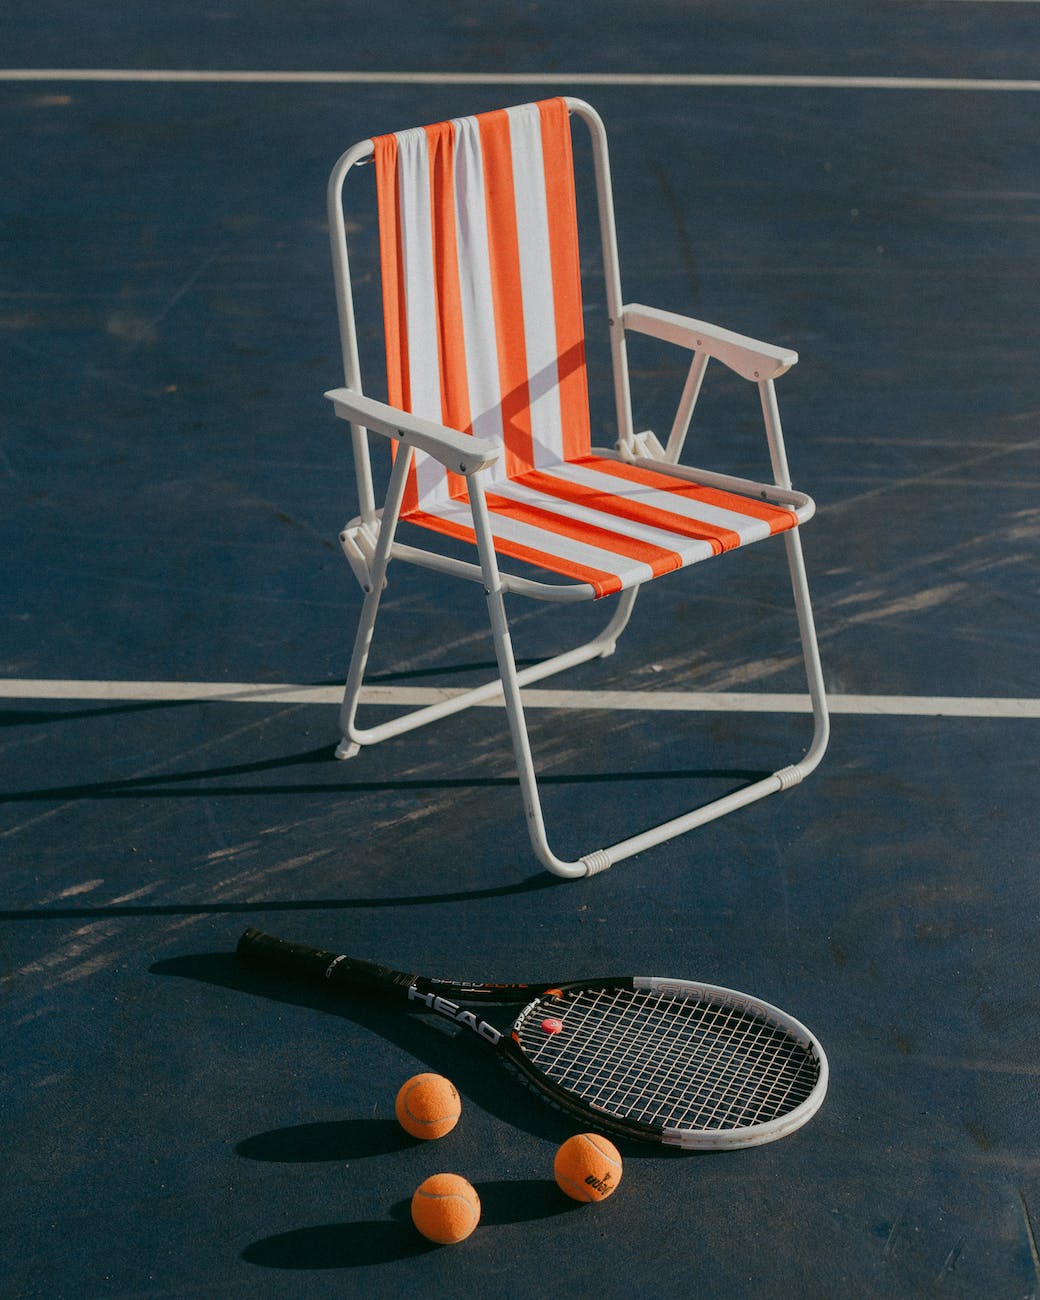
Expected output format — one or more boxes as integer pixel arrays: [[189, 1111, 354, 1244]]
[[3, 4, 1039, 1296]]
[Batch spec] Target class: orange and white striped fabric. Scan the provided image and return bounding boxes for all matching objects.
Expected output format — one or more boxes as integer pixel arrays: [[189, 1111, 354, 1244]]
[[374, 98, 798, 599]]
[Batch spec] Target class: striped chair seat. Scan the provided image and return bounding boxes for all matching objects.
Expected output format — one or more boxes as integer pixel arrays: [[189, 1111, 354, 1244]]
[[407, 455, 797, 599]]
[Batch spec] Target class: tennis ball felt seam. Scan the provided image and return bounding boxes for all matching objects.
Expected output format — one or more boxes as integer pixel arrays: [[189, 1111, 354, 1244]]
[[395, 1073, 461, 1139], [577, 1133, 622, 1171], [413, 1189, 477, 1212], [411, 1174, 480, 1244], [400, 1094, 451, 1128]]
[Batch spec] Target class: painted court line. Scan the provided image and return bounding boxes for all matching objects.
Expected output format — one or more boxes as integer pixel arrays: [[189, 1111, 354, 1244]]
[[1, 680, 1037, 718], [2, 69, 1040, 92]]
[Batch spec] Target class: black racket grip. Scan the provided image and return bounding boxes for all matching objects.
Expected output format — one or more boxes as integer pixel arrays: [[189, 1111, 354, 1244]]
[[237, 927, 414, 995]]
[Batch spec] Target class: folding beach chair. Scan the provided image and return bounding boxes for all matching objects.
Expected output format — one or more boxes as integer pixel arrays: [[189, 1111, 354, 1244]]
[[325, 97, 828, 878]]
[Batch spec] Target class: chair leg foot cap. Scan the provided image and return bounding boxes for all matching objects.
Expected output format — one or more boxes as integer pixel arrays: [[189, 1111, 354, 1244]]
[[335, 739, 361, 760]]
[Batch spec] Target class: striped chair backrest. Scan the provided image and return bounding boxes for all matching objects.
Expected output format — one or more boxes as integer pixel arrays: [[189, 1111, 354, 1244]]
[[373, 98, 591, 513]]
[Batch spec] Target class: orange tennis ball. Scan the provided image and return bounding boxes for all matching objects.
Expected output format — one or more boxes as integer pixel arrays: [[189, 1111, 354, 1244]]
[[553, 1132, 623, 1203], [410, 1173, 481, 1244], [394, 1072, 461, 1140]]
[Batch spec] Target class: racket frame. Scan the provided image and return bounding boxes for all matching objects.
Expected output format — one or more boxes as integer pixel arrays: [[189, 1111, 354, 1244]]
[[502, 975, 828, 1150], [236, 928, 828, 1151]]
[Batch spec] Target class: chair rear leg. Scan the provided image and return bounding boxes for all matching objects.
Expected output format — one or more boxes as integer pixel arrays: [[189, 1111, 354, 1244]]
[[339, 582, 637, 760]]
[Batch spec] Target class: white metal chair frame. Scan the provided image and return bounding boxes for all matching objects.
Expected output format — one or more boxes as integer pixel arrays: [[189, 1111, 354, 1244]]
[[324, 97, 829, 878]]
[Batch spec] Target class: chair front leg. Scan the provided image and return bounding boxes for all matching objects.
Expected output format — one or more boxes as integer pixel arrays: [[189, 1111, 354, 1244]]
[[466, 471, 593, 878], [336, 444, 415, 758]]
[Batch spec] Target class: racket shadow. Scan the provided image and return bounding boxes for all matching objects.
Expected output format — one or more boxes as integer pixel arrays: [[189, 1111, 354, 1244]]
[[154, 951, 717, 1158], [151, 951, 582, 1146]]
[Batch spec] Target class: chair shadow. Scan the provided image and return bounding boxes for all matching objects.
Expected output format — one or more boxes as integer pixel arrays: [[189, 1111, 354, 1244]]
[[0, 726, 768, 805], [1, 725, 770, 922], [1, 864, 564, 921]]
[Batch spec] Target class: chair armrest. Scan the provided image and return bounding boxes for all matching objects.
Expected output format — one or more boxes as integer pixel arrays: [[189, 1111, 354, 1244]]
[[325, 388, 498, 475], [622, 304, 798, 381]]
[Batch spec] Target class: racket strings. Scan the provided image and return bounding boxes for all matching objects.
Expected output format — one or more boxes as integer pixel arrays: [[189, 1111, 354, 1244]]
[[572, 992, 810, 1130], [516, 987, 820, 1134]]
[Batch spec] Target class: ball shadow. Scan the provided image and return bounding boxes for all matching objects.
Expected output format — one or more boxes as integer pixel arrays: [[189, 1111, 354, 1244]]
[[476, 1178, 581, 1225], [242, 1220, 434, 1270], [236, 1118, 411, 1163]]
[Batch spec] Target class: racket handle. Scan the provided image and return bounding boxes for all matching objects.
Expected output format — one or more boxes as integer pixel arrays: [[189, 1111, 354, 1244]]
[[237, 927, 414, 995]]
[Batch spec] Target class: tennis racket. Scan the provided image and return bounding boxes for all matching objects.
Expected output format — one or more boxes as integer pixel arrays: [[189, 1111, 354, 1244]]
[[237, 927, 828, 1150]]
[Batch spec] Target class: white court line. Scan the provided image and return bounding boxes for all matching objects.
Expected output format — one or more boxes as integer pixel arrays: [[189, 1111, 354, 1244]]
[[2, 69, 1040, 91], [1, 680, 1038, 718]]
